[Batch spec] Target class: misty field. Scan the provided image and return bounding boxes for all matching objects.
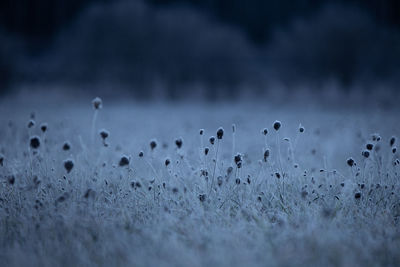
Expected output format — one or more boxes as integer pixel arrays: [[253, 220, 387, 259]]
[[0, 94, 399, 267]]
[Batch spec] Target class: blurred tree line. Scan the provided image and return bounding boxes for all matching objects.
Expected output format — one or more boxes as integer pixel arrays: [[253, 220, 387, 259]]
[[1, 0, 399, 45], [0, 0, 399, 97]]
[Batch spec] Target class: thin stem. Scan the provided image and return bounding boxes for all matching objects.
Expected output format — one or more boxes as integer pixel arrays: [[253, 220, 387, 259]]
[[209, 139, 220, 196]]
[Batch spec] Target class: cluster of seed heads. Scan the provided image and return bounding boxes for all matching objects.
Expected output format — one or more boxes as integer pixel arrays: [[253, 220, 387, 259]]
[[234, 153, 242, 168]]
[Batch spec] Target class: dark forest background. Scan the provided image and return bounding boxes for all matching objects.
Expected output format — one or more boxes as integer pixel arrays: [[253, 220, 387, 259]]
[[1, 0, 399, 98]]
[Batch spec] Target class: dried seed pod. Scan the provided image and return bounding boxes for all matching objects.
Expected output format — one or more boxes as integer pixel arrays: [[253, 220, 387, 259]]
[[119, 155, 129, 167], [273, 120, 281, 131], [30, 136, 40, 149], [216, 127, 224, 140], [64, 159, 74, 173], [175, 138, 183, 149], [92, 97, 103, 110]]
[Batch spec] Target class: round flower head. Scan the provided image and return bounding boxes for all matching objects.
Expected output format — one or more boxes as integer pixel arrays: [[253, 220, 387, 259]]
[[299, 125, 305, 133], [347, 157, 355, 167], [64, 159, 74, 173], [92, 97, 103, 110], [30, 136, 41, 149], [263, 149, 270, 162], [99, 129, 109, 140], [366, 143, 373, 150], [362, 150, 370, 158], [63, 142, 71, 151], [216, 127, 224, 140], [150, 140, 157, 150], [119, 155, 130, 167], [175, 138, 183, 149], [273, 121, 281, 131], [138, 151, 144, 157], [209, 136, 215, 145], [40, 123, 48, 133], [262, 128, 268, 135]]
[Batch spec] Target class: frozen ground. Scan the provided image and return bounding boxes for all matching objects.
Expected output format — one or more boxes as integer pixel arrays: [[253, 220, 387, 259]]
[[0, 93, 399, 267]]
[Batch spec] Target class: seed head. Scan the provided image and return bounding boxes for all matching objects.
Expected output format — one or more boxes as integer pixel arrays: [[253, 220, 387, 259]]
[[217, 176, 223, 187], [232, 124, 236, 133], [150, 139, 157, 150], [216, 127, 224, 140], [199, 129, 204, 135], [347, 157, 355, 167], [204, 147, 209, 155], [209, 136, 215, 145], [299, 125, 305, 133], [262, 128, 268, 135], [354, 192, 361, 199], [392, 147, 397, 154], [0, 154, 4, 166], [119, 155, 129, 167], [263, 149, 270, 162], [40, 123, 48, 133], [366, 143, 373, 150], [234, 153, 242, 168], [390, 136, 396, 147], [99, 129, 109, 140], [199, 194, 206, 202], [235, 178, 241, 185], [165, 158, 171, 166], [273, 121, 281, 131], [175, 138, 183, 149], [28, 120, 35, 128], [30, 136, 41, 149], [8, 175, 15, 185], [362, 150, 370, 158], [92, 97, 103, 110], [64, 159, 74, 173], [63, 142, 71, 151], [138, 151, 144, 157]]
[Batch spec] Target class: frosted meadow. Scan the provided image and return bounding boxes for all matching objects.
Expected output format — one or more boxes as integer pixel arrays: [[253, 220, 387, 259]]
[[0, 95, 399, 267]]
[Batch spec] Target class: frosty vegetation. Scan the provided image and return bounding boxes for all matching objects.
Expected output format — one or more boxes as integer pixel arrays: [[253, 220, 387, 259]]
[[0, 97, 399, 267]]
